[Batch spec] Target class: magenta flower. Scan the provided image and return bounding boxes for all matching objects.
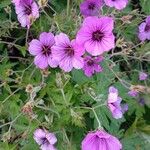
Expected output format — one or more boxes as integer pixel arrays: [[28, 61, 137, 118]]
[[80, 0, 103, 17], [29, 32, 58, 69], [76, 16, 115, 56], [128, 90, 139, 97], [104, 0, 128, 10], [12, 0, 39, 28], [83, 55, 103, 77], [82, 130, 122, 150], [34, 129, 57, 150], [138, 16, 150, 41], [139, 72, 148, 81], [107, 86, 125, 119], [52, 33, 84, 72]]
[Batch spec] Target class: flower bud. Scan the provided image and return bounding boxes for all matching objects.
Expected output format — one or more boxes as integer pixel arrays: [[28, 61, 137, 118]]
[[38, 0, 48, 8], [55, 73, 63, 88], [41, 69, 50, 77], [25, 84, 33, 93], [21, 101, 34, 116]]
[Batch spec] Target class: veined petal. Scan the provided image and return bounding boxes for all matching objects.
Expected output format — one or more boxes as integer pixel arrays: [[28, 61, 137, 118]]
[[34, 54, 48, 69], [28, 39, 42, 55]]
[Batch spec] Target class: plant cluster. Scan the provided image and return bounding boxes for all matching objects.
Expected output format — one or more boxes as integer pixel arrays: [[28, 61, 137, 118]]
[[0, 0, 150, 150]]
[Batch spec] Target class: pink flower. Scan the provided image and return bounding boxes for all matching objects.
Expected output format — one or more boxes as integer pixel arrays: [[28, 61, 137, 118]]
[[28, 32, 58, 69], [82, 130, 122, 150], [139, 72, 148, 81], [12, 0, 39, 28], [83, 55, 103, 77], [128, 90, 139, 97], [80, 0, 103, 17], [76, 16, 115, 56], [107, 86, 125, 119], [52, 33, 84, 72], [138, 16, 150, 41], [104, 0, 128, 10], [34, 129, 57, 150]]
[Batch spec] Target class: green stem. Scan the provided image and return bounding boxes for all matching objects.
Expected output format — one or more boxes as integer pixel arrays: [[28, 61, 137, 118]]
[[67, 0, 70, 16], [92, 108, 103, 129], [0, 41, 22, 49], [60, 88, 68, 106], [25, 28, 29, 47], [35, 105, 60, 118]]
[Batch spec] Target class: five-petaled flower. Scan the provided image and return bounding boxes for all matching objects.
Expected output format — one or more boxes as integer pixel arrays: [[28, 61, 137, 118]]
[[80, 0, 103, 17], [104, 0, 128, 10], [29, 32, 58, 69], [12, 0, 39, 28], [76, 16, 115, 56], [107, 86, 127, 119], [34, 129, 57, 150], [82, 130, 122, 150], [52, 33, 85, 72], [83, 55, 103, 77], [138, 16, 150, 41]]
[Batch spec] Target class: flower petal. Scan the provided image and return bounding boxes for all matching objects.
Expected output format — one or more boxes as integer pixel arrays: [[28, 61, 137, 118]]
[[33, 129, 46, 145], [46, 133, 57, 145], [41, 144, 57, 150], [59, 57, 73, 72], [28, 39, 42, 56], [31, 2, 39, 18], [39, 32, 55, 46], [72, 57, 84, 69], [48, 57, 59, 68], [54, 33, 70, 46], [34, 54, 48, 69]]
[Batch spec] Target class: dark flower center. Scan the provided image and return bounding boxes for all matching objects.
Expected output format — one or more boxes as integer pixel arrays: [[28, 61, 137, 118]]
[[24, 5, 32, 15], [145, 24, 150, 32], [88, 3, 95, 10], [42, 45, 51, 56], [65, 46, 74, 57], [41, 137, 49, 145], [92, 30, 104, 42], [87, 59, 94, 66]]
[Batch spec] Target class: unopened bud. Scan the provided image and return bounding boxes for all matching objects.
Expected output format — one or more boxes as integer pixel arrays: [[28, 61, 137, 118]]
[[41, 69, 50, 77], [121, 15, 132, 24], [15, 77, 22, 84], [38, 0, 48, 8], [25, 84, 33, 93], [55, 73, 63, 88], [6, 69, 13, 76], [130, 85, 146, 93], [21, 101, 34, 116]]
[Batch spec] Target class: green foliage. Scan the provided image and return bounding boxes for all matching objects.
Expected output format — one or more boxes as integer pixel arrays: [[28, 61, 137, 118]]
[[140, 0, 150, 14], [0, 0, 150, 150], [0, 0, 11, 9]]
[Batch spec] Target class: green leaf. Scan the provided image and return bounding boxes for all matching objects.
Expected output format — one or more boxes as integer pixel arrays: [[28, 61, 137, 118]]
[[0, 142, 16, 150], [121, 134, 145, 150], [16, 46, 27, 57], [71, 69, 93, 85], [0, 0, 11, 9], [140, 0, 150, 14]]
